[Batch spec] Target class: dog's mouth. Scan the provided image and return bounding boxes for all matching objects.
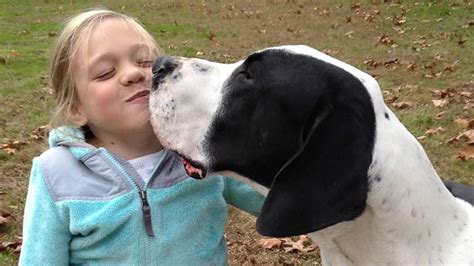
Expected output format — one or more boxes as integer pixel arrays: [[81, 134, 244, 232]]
[[180, 155, 207, 179]]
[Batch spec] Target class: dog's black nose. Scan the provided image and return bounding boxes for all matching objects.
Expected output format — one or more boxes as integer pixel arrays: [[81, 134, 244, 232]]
[[151, 56, 177, 91]]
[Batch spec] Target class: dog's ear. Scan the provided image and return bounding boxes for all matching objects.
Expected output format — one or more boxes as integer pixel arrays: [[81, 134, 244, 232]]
[[256, 105, 375, 237]]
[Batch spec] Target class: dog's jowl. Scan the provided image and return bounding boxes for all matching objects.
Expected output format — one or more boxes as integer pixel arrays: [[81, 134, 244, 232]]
[[149, 45, 473, 265]]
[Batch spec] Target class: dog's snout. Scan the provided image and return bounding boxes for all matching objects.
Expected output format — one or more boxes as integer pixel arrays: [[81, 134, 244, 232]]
[[151, 56, 178, 91], [152, 56, 177, 75]]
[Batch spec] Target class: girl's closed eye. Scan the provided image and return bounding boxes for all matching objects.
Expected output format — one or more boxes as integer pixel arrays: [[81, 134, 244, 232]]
[[95, 68, 116, 80]]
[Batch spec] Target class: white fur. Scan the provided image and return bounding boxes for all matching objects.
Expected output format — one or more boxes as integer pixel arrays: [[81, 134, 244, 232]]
[[150, 58, 240, 165], [150, 45, 474, 265]]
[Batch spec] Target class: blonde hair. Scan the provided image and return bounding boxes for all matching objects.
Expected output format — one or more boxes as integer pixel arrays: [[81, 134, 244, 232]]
[[49, 8, 161, 127]]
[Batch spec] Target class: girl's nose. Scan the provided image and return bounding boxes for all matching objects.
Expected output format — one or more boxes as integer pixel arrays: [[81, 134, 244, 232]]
[[120, 64, 146, 86]]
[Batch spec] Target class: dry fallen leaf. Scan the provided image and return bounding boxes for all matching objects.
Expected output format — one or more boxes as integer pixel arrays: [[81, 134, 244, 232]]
[[208, 32, 216, 42], [392, 101, 413, 109], [435, 111, 447, 119], [448, 129, 474, 145], [344, 31, 354, 38], [30, 125, 51, 140], [377, 34, 395, 45], [3, 148, 16, 155], [457, 129, 474, 145], [456, 145, 474, 160], [457, 38, 467, 47], [425, 127, 445, 136], [0, 237, 22, 254], [406, 62, 417, 71], [0, 216, 8, 226], [463, 102, 473, 111], [454, 118, 474, 129], [258, 238, 282, 249], [7, 50, 20, 58], [257, 235, 317, 253], [432, 99, 449, 108], [282, 235, 317, 253]]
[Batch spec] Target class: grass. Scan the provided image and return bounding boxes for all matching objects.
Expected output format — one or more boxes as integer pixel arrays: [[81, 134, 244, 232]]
[[0, 1, 472, 265]]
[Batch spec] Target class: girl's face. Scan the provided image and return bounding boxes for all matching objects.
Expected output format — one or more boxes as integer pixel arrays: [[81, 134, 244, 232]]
[[72, 19, 155, 141]]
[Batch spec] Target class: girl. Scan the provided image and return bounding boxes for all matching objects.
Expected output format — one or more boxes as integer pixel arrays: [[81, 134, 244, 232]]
[[19, 8, 265, 265]]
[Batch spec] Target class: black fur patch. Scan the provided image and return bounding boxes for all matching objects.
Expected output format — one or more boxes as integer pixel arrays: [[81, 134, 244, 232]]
[[205, 50, 376, 236]]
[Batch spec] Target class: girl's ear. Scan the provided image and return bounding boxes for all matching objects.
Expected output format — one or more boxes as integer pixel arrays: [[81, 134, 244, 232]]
[[67, 103, 88, 126]]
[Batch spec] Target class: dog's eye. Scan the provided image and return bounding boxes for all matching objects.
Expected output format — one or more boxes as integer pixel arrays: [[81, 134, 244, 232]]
[[239, 70, 252, 80]]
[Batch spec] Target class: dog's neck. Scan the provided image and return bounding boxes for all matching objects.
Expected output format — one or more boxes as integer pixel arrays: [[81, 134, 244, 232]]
[[310, 109, 471, 265]]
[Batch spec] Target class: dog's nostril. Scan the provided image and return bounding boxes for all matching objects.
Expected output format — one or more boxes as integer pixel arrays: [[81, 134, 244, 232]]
[[152, 56, 177, 75], [151, 56, 178, 92]]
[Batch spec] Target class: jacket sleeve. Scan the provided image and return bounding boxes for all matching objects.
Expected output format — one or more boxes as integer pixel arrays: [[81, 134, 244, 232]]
[[19, 158, 71, 265], [222, 176, 266, 217]]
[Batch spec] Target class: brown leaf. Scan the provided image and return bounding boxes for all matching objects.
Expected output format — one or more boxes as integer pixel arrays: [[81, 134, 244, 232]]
[[425, 127, 445, 136], [319, 9, 330, 17], [282, 235, 317, 253], [344, 31, 354, 38], [322, 49, 339, 56], [447, 137, 458, 145], [364, 59, 382, 68], [258, 238, 282, 249], [457, 38, 467, 47], [392, 101, 413, 109], [406, 63, 417, 71], [0, 238, 22, 254], [0, 216, 8, 226], [3, 148, 16, 155], [435, 111, 447, 119], [432, 99, 449, 108], [455, 118, 474, 129], [377, 34, 395, 45], [459, 91, 472, 98], [456, 145, 474, 160], [7, 50, 20, 58], [30, 125, 51, 141], [440, 89, 456, 98], [444, 64, 455, 72], [208, 32, 216, 42], [457, 130, 474, 145], [394, 15, 406, 25], [385, 95, 399, 104], [463, 102, 473, 111], [2, 140, 29, 149], [350, 4, 361, 10]]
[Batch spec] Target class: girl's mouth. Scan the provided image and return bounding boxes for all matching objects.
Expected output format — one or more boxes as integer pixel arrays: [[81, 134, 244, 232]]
[[126, 90, 150, 103]]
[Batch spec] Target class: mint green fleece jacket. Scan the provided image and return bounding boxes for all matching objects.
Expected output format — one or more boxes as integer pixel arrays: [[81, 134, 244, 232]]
[[19, 127, 265, 265]]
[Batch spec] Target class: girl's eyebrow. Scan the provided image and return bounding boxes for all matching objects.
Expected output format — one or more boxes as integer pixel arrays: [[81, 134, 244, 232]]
[[88, 54, 114, 70], [88, 43, 153, 68]]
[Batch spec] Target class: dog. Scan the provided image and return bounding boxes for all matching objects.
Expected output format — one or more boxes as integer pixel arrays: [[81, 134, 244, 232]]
[[149, 45, 473, 265]]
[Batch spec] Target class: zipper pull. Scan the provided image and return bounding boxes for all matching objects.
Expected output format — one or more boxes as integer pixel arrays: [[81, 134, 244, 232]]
[[140, 190, 154, 236]]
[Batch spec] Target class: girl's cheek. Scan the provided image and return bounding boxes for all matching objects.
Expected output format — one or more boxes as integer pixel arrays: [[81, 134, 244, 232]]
[[89, 85, 119, 114]]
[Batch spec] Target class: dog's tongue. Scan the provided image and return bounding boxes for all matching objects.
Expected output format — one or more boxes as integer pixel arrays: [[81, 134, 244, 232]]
[[183, 158, 204, 179]]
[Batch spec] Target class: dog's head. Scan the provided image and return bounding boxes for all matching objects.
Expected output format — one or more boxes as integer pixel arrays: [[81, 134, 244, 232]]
[[150, 45, 378, 237]]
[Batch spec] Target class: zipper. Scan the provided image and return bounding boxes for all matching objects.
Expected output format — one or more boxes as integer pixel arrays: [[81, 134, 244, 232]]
[[102, 149, 154, 236], [140, 190, 154, 236]]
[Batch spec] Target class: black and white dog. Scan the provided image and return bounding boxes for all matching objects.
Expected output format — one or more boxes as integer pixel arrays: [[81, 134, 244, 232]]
[[149, 45, 473, 265]]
